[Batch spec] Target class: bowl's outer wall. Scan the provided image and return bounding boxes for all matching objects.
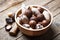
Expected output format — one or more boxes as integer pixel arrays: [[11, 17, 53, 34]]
[[17, 24, 50, 36]]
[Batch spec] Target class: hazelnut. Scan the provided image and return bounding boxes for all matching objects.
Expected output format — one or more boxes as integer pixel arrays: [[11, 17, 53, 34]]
[[7, 12, 15, 18], [7, 12, 15, 22], [23, 9, 32, 18], [43, 10, 51, 21], [36, 14, 45, 22], [16, 17, 22, 25], [29, 20, 36, 29], [36, 24, 43, 29], [38, 7, 44, 13], [23, 24, 30, 28], [30, 15, 37, 21], [39, 20, 50, 27], [21, 15, 29, 24], [31, 8, 41, 16], [5, 25, 12, 31], [6, 18, 14, 24]]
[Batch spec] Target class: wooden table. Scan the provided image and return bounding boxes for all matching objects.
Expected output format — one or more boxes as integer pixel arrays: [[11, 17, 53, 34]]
[[0, 0, 60, 40]]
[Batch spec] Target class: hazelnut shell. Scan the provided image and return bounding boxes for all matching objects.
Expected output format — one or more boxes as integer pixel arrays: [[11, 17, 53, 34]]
[[29, 20, 36, 29], [39, 20, 50, 27]]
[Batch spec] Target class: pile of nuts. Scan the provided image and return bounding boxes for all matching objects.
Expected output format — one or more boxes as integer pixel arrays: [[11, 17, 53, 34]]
[[5, 12, 19, 36], [16, 6, 51, 29]]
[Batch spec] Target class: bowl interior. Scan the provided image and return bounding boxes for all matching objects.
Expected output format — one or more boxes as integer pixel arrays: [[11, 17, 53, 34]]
[[15, 5, 53, 31]]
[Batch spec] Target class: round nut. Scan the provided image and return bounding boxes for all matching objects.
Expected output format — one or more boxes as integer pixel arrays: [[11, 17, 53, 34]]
[[7, 12, 15, 22], [39, 20, 50, 27], [21, 15, 29, 24], [38, 7, 44, 13], [5, 25, 12, 31], [6, 18, 14, 24], [23, 9, 32, 18], [30, 15, 37, 21], [36, 14, 45, 22], [36, 23, 43, 29], [16, 17, 22, 25], [8, 12, 15, 18], [31, 8, 41, 16], [23, 24, 30, 28], [29, 20, 36, 29], [43, 10, 51, 21]]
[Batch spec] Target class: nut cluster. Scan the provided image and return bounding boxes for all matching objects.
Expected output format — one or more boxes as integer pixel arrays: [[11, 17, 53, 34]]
[[5, 12, 19, 36], [17, 6, 51, 29]]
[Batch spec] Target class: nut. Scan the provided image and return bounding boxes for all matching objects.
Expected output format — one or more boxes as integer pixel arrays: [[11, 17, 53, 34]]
[[39, 20, 50, 27], [38, 7, 44, 13], [31, 8, 41, 16], [5, 25, 12, 31], [8, 12, 15, 18], [6, 18, 14, 24], [23, 9, 32, 18], [36, 23, 43, 29], [21, 15, 29, 24], [23, 24, 30, 28], [43, 10, 51, 21], [29, 20, 36, 29], [16, 17, 23, 25], [36, 14, 45, 22], [30, 15, 37, 21]]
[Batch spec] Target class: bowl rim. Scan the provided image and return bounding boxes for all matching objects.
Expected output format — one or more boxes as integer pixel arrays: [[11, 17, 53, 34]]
[[15, 5, 53, 31]]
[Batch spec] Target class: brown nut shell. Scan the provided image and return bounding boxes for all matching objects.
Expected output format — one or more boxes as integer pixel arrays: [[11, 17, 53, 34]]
[[9, 23, 19, 36], [38, 7, 44, 13], [36, 14, 45, 22], [30, 15, 37, 22], [21, 15, 29, 24], [38, 20, 50, 27], [8, 12, 15, 18], [23, 9, 32, 18], [29, 20, 36, 29], [5, 25, 12, 31]]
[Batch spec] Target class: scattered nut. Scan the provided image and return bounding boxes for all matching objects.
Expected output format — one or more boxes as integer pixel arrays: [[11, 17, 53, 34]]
[[6, 18, 14, 24], [5, 25, 12, 31], [9, 23, 19, 36], [29, 20, 36, 29], [7, 12, 15, 18]]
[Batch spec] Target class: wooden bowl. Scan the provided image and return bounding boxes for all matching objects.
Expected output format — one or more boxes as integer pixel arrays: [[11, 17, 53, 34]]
[[15, 5, 53, 36]]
